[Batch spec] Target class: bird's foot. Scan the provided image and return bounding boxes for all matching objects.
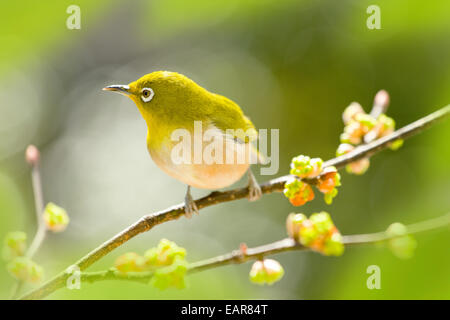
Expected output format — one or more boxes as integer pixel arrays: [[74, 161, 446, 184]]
[[247, 169, 262, 202], [184, 186, 199, 218]]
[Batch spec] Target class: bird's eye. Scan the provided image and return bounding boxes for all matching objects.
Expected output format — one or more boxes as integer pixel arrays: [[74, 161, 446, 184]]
[[141, 88, 154, 102]]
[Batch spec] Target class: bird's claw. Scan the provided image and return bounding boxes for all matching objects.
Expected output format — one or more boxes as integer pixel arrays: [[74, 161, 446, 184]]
[[247, 170, 262, 202], [184, 186, 199, 218]]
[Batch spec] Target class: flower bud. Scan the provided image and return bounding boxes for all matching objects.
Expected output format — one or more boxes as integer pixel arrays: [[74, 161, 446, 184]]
[[386, 222, 407, 236], [144, 239, 186, 268], [3, 231, 27, 261], [386, 222, 417, 259], [293, 212, 344, 256], [283, 177, 302, 198], [388, 235, 417, 259], [317, 167, 340, 194], [25, 145, 40, 166], [342, 102, 364, 125], [377, 114, 395, 136], [308, 158, 323, 178], [309, 212, 334, 235], [290, 155, 311, 177], [339, 132, 351, 144], [324, 188, 338, 205], [7, 257, 43, 283], [286, 213, 307, 239], [389, 139, 403, 151], [298, 219, 318, 246], [290, 155, 324, 178], [43, 202, 70, 232], [249, 259, 284, 285], [374, 90, 390, 111], [346, 158, 370, 175], [114, 252, 146, 273], [323, 232, 345, 256], [336, 143, 354, 157], [316, 167, 341, 204], [342, 121, 364, 145], [150, 256, 188, 290], [288, 183, 315, 207]]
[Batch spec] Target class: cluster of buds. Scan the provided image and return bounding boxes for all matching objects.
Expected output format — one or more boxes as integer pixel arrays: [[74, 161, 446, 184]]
[[316, 166, 341, 205], [386, 222, 417, 259], [283, 178, 314, 206], [286, 212, 344, 256], [43, 202, 70, 232], [150, 257, 188, 290], [337, 90, 403, 174], [2, 146, 70, 285], [144, 238, 187, 270], [114, 239, 188, 289], [341, 103, 378, 145], [249, 259, 284, 285], [285, 155, 341, 206], [7, 257, 43, 284], [3, 232, 44, 283], [290, 155, 323, 178], [114, 252, 146, 273]]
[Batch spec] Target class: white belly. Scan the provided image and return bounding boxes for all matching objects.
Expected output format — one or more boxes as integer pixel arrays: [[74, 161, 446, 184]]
[[151, 154, 250, 189], [148, 128, 256, 189]]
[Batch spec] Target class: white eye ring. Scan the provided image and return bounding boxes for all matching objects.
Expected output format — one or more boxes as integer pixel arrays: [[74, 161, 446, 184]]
[[141, 87, 154, 102]]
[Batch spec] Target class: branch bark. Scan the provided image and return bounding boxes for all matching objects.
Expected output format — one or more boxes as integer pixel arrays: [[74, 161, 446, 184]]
[[19, 105, 450, 300]]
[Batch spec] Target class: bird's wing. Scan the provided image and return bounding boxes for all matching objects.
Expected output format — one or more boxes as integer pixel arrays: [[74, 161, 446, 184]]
[[209, 94, 257, 142], [209, 94, 267, 164]]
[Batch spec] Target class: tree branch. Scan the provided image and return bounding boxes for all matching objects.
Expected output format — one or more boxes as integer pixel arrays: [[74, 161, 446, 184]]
[[55, 213, 450, 287], [19, 105, 450, 300]]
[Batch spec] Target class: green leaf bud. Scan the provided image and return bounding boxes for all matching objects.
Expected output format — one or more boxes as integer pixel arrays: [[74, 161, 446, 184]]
[[7, 257, 43, 283], [309, 212, 333, 234], [114, 252, 146, 273], [3, 231, 27, 261], [323, 232, 345, 256], [150, 256, 188, 290], [386, 222, 417, 259], [43, 202, 70, 232], [389, 139, 404, 151], [324, 188, 338, 205]]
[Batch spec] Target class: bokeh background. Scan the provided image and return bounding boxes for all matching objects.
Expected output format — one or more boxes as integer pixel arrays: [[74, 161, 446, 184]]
[[1, 0, 449, 299]]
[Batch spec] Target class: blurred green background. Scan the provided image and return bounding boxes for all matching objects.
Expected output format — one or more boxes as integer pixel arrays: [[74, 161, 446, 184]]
[[0, 0, 449, 299]]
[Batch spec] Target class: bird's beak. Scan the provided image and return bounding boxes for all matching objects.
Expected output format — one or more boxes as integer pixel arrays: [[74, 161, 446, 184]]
[[102, 84, 132, 96]]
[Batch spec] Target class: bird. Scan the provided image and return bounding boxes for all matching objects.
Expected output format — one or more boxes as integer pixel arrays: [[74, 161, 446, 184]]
[[103, 71, 263, 218]]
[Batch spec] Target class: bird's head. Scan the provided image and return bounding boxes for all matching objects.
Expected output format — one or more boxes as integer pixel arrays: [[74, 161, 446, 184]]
[[103, 71, 205, 123]]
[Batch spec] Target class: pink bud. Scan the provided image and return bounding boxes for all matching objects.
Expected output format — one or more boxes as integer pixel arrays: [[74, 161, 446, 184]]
[[239, 243, 248, 256], [25, 145, 40, 166], [374, 90, 390, 109]]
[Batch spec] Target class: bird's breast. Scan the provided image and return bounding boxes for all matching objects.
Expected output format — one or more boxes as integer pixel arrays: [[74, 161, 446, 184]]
[[146, 125, 253, 189]]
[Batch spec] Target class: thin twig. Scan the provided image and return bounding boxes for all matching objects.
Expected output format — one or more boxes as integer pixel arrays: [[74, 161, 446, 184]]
[[26, 163, 46, 258], [56, 213, 450, 287], [19, 105, 450, 300], [10, 146, 47, 298]]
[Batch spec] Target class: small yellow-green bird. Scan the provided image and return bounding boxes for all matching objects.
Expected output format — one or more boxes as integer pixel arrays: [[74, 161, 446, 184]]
[[103, 71, 262, 217]]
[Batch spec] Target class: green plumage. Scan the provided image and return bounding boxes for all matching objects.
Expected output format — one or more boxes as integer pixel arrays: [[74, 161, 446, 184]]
[[128, 71, 257, 145]]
